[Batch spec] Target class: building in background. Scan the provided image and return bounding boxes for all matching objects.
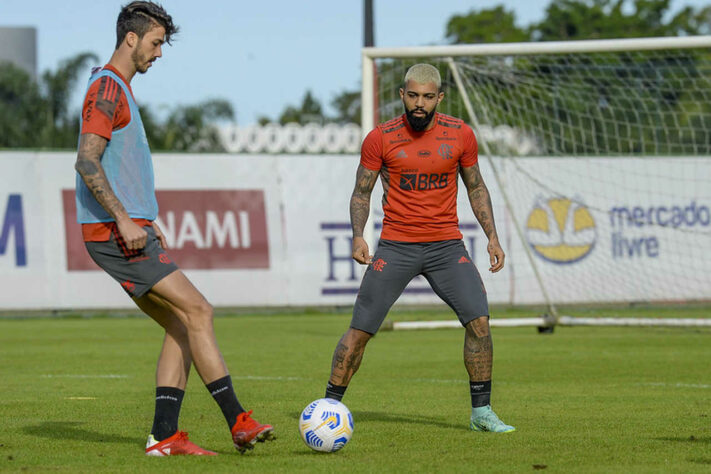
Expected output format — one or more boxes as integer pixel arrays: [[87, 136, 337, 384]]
[[0, 27, 37, 80]]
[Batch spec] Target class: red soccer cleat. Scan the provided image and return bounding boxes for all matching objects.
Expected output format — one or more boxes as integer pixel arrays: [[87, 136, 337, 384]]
[[145, 431, 218, 456], [231, 410, 275, 453]]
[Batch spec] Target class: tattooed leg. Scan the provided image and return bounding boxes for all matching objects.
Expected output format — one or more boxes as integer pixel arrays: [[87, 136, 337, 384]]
[[463, 316, 493, 381], [329, 328, 372, 386]]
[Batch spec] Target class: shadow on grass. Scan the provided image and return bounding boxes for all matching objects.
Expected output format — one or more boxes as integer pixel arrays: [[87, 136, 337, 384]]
[[289, 409, 463, 431], [23, 421, 140, 446], [654, 436, 711, 445]]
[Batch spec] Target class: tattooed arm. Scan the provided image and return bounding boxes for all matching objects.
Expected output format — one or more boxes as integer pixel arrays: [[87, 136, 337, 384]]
[[460, 163, 505, 272], [350, 164, 380, 264], [75, 133, 147, 250]]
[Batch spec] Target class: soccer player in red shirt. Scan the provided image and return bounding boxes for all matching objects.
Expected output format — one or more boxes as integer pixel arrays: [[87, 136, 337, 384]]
[[74, 1, 274, 455], [323, 64, 514, 432]]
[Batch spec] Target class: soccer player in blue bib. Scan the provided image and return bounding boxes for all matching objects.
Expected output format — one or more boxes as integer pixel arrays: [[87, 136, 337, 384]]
[[74, 1, 274, 456]]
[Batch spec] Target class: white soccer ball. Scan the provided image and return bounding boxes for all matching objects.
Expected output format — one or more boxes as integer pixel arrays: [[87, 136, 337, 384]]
[[299, 398, 354, 452]]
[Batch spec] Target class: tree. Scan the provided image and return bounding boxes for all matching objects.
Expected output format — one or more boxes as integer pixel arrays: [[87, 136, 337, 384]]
[[674, 5, 711, 36], [531, 0, 706, 41], [138, 104, 166, 151], [41, 52, 98, 147], [266, 89, 358, 126], [0, 52, 97, 149], [0, 61, 45, 148], [331, 90, 361, 125], [446, 6, 528, 44], [159, 99, 234, 152], [278, 90, 325, 125]]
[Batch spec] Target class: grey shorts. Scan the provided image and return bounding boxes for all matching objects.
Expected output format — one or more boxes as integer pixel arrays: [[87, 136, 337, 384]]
[[85, 224, 178, 298], [351, 239, 489, 334]]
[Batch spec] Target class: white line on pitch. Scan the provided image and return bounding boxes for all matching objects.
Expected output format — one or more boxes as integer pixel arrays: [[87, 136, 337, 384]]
[[42, 374, 129, 379], [640, 382, 711, 389]]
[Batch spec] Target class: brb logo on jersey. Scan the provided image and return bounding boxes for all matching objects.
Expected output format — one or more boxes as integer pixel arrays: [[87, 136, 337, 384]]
[[400, 173, 448, 191], [525, 197, 596, 264]]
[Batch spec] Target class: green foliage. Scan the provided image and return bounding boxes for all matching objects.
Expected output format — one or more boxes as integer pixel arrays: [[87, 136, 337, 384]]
[[278, 90, 324, 125], [0, 311, 709, 472], [444, 0, 711, 44], [531, 0, 705, 40], [446, 6, 528, 44], [331, 89, 361, 125], [0, 52, 97, 149], [264, 88, 362, 126], [0, 53, 235, 152], [0, 62, 46, 148], [158, 99, 234, 152], [40, 52, 98, 147]]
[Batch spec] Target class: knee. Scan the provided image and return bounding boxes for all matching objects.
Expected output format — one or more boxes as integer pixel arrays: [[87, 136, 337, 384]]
[[345, 327, 372, 346], [183, 299, 214, 330], [466, 316, 490, 337]]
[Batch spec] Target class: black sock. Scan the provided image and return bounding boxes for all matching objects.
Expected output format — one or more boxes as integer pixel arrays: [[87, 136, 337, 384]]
[[470, 380, 492, 408], [206, 375, 245, 430], [151, 386, 185, 441], [325, 382, 347, 401]]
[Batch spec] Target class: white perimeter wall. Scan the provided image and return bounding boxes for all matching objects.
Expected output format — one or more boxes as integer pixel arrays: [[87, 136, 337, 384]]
[[0, 152, 709, 310]]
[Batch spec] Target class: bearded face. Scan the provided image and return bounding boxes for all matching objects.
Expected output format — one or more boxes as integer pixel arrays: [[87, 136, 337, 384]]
[[400, 80, 442, 132], [131, 26, 165, 74]]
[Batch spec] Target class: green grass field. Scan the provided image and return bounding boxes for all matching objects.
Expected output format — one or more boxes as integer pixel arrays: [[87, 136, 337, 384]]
[[1, 307, 710, 473]]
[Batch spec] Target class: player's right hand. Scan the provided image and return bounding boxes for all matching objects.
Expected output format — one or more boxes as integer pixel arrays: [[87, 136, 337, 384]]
[[117, 218, 148, 250], [352, 236, 373, 265]]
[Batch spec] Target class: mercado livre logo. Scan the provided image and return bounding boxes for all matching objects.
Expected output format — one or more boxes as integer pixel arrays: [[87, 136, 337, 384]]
[[525, 197, 596, 264]]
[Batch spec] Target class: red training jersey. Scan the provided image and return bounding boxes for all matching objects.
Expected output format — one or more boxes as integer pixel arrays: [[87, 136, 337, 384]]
[[360, 112, 478, 242], [79, 64, 145, 242]]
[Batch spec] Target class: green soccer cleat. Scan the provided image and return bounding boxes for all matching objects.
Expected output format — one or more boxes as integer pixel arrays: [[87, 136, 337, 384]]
[[470, 405, 516, 433]]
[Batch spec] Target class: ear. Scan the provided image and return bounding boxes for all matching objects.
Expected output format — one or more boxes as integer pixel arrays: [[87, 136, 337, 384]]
[[125, 31, 138, 48], [437, 91, 444, 104], [399, 88, 405, 100]]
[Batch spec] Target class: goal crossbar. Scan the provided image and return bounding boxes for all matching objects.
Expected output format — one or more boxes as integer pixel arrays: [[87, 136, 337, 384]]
[[363, 35, 711, 59]]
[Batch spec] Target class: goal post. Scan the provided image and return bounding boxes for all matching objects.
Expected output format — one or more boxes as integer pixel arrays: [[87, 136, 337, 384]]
[[361, 36, 711, 329]]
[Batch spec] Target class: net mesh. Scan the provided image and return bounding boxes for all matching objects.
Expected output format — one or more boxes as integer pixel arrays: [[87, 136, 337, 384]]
[[375, 49, 711, 156]]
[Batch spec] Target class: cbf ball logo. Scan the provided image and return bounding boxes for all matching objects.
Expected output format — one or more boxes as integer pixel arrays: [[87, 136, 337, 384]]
[[526, 197, 596, 264]]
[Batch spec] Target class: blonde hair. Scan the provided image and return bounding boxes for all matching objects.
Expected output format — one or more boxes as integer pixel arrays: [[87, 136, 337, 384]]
[[404, 63, 441, 90]]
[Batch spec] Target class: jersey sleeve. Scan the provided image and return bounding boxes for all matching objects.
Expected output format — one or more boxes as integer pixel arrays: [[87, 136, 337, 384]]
[[359, 127, 384, 170], [81, 75, 129, 140], [459, 124, 478, 167]]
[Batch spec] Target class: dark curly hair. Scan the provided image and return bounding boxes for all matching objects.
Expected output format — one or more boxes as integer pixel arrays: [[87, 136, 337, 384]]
[[115, 1, 179, 49]]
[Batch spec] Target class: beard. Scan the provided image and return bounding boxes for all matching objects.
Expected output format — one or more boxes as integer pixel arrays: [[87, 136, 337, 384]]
[[404, 105, 436, 132], [132, 47, 152, 74]]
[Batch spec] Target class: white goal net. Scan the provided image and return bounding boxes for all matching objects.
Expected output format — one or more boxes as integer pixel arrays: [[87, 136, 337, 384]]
[[362, 37, 711, 327]]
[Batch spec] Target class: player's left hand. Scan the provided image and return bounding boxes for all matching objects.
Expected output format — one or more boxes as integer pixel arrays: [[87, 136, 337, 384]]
[[487, 238, 505, 273], [152, 221, 168, 249]]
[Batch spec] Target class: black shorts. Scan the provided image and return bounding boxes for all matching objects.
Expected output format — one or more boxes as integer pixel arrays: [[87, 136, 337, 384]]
[[85, 224, 178, 298], [351, 239, 489, 334]]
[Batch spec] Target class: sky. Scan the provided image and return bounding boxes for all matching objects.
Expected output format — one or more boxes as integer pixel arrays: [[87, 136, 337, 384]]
[[2, 0, 710, 124]]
